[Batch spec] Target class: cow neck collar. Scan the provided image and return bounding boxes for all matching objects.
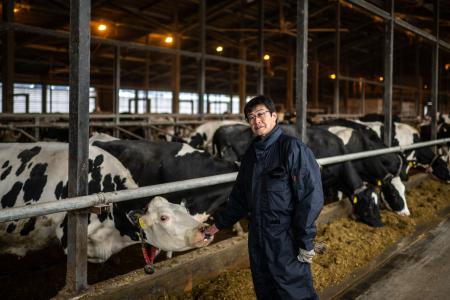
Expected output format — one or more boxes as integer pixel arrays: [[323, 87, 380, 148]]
[[254, 125, 282, 154]]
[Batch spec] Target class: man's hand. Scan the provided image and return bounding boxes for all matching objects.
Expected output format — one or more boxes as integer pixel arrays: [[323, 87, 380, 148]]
[[297, 248, 315, 264]]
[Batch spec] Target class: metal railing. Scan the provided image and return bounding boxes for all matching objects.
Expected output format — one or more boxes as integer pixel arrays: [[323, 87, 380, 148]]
[[1, 137, 449, 223]]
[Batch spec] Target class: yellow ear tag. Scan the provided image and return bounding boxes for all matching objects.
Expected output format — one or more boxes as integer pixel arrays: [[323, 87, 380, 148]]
[[408, 161, 413, 167], [353, 196, 358, 204], [138, 218, 146, 228], [377, 180, 382, 186]]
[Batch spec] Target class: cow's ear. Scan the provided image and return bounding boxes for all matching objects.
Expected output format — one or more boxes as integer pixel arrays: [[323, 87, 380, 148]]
[[126, 209, 146, 227]]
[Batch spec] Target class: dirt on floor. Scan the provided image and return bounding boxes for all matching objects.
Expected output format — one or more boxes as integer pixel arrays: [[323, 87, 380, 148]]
[[184, 179, 450, 300]]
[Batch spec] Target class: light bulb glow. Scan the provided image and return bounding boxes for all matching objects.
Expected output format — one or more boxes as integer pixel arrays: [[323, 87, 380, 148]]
[[263, 54, 270, 61], [216, 46, 223, 52], [98, 24, 107, 31], [329, 73, 336, 80], [165, 36, 174, 44]]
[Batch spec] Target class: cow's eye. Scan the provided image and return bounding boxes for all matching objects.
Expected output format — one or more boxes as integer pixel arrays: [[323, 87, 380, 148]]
[[160, 215, 169, 222]]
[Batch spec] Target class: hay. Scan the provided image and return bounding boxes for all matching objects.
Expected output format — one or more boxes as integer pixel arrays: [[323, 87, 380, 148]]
[[185, 179, 450, 299]]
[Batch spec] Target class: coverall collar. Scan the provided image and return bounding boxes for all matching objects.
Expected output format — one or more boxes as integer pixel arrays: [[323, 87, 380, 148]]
[[254, 125, 282, 154]]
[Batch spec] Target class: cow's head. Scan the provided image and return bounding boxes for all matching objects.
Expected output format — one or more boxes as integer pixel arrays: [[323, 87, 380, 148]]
[[352, 186, 383, 227], [380, 175, 410, 216], [430, 156, 450, 182], [127, 196, 212, 252]]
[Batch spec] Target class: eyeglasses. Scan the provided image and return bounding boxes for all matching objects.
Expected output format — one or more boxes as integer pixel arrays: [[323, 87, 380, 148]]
[[247, 110, 270, 123]]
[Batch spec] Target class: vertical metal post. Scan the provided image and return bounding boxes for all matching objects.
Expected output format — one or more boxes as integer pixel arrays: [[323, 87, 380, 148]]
[[258, 0, 264, 95], [333, 0, 341, 116], [312, 48, 319, 108], [415, 44, 421, 117], [296, 0, 308, 143], [67, 0, 90, 294], [362, 80, 366, 115], [2, 0, 14, 113], [239, 43, 247, 114], [172, 33, 180, 114], [198, 0, 206, 115], [286, 54, 294, 112], [134, 90, 138, 113], [431, 0, 439, 144], [41, 83, 47, 113], [383, 0, 394, 147], [113, 46, 120, 137]]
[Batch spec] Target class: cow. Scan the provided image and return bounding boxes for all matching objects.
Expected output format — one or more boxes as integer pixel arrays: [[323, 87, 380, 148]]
[[0, 143, 212, 263], [92, 139, 240, 219], [314, 120, 409, 215], [188, 120, 247, 151], [211, 125, 382, 227], [419, 121, 450, 163], [357, 120, 450, 183], [212, 124, 252, 162]]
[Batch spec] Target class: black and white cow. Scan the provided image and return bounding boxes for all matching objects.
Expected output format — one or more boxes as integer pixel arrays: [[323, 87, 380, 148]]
[[0, 143, 211, 263], [314, 120, 409, 215], [211, 125, 382, 227], [357, 121, 450, 182], [212, 124, 252, 162], [93, 140, 240, 222], [188, 120, 247, 151], [419, 121, 450, 162]]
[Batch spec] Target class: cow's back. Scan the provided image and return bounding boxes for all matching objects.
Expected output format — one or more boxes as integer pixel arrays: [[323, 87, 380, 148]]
[[0, 142, 138, 257]]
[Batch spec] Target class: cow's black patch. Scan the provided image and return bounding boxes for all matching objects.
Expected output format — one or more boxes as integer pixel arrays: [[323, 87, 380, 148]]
[[114, 175, 127, 190], [6, 222, 16, 233], [23, 163, 48, 203], [1, 165, 12, 180], [55, 181, 69, 200], [28, 162, 33, 169], [102, 174, 114, 192], [88, 155, 104, 194], [98, 211, 108, 222], [1, 181, 23, 208], [20, 217, 36, 236], [60, 214, 92, 249], [60, 215, 68, 249], [2, 160, 9, 168], [16, 146, 41, 176]]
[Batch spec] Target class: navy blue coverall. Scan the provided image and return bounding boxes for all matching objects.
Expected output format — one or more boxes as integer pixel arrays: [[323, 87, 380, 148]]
[[215, 125, 324, 300]]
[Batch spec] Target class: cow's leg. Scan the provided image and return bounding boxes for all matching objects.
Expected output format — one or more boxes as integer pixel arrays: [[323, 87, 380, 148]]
[[233, 221, 245, 237], [166, 251, 173, 259]]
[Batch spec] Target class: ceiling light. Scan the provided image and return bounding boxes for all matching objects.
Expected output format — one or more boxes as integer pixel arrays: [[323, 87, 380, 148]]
[[329, 73, 336, 80], [379, 76, 384, 82], [216, 46, 223, 53], [263, 54, 270, 61], [98, 24, 107, 31], [165, 36, 174, 44]]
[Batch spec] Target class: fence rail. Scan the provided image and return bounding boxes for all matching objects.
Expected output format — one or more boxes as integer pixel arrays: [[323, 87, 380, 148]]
[[1, 137, 449, 223]]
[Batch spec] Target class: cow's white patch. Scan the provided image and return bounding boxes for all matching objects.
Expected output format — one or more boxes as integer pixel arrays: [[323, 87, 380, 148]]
[[371, 192, 378, 205], [192, 212, 209, 223], [191, 120, 248, 150], [89, 132, 119, 143], [391, 176, 410, 216], [175, 143, 204, 157], [327, 126, 354, 145], [394, 123, 417, 146], [356, 121, 383, 138]]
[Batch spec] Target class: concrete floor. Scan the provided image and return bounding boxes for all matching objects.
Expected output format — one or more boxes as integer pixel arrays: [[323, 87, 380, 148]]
[[337, 217, 450, 300]]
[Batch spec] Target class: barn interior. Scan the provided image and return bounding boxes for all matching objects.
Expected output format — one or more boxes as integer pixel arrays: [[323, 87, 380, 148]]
[[1, 0, 449, 126]]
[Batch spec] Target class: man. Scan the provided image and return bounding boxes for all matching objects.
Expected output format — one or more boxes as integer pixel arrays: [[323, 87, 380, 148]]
[[205, 95, 324, 299]]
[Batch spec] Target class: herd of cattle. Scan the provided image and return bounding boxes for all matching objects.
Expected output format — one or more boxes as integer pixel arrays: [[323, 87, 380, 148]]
[[0, 113, 449, 265]]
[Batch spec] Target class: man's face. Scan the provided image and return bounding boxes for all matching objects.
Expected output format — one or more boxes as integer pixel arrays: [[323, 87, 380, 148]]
[[247, 104, 277, 137]]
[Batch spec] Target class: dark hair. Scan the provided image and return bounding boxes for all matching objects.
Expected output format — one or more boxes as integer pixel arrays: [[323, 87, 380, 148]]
[[244, 95, 276, 121]]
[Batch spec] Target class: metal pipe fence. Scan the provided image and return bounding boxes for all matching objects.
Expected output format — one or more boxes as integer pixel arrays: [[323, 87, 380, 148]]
[[1, 137, 449, 223]]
